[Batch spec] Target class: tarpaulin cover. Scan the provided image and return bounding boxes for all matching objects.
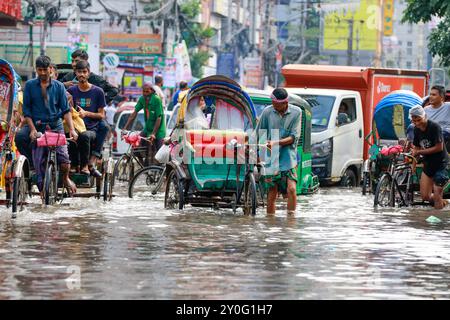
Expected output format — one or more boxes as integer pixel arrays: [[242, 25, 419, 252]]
[[374, 90, 422, 140]]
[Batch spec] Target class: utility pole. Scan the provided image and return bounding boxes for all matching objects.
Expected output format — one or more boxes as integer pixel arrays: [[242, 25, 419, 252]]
[[374, 0, 384, 67], [227, 0, 233, 45], [29, 24, 34, 68], [262, 0, 271, 88], [250, 0, 256, 54], [40, 18, 48, 56], [355, 20, 364, 65], [347, 18, 354, 66]]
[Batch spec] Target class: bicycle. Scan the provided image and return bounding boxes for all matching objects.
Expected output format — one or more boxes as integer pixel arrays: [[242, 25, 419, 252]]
[[35, 130, 72, 205], [374, 153, 418, 207], [113, 131, 164, 192]]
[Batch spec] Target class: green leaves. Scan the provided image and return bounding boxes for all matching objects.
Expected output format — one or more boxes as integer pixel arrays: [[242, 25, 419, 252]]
[[190, 50, 212, 78], [428, 18, 450, 66], [402, 0, 450, 66], [180, 0, 201, 19]]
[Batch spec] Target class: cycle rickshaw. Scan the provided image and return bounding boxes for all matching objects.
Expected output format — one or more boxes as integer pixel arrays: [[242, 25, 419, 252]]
[[24, 130, 116, 205], [362, 90, 422, 195], [163, 75, 262, 215], [0, 59, 31, 217], [374, 151, 450, 207]]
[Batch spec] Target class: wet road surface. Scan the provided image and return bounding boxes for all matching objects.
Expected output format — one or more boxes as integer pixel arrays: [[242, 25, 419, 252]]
[[0, 186, 449, 299]]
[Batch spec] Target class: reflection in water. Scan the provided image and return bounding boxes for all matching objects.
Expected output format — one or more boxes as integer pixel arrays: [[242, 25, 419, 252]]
[[0, 186, 449, 299]]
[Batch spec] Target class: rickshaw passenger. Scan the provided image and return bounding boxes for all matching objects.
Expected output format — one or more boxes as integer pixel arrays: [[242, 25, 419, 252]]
[[22, 55, 78, 194], [256, 88, 302, 216], [410, 105, 449, 209], [122, 82, 166, 166], [67, 60, 107, 177], [184, 96, 209, 130]]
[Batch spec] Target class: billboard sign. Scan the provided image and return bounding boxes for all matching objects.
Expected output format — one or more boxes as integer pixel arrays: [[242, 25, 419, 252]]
[[101, 33, 162, 55], [383, 0, 394, 36], [217, 53, 235, 79], [323, 0, 379, 51], [243, 57, 262, 89]]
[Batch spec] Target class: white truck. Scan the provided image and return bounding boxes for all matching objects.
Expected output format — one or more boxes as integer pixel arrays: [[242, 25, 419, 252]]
[[282, 64, 428, 186]]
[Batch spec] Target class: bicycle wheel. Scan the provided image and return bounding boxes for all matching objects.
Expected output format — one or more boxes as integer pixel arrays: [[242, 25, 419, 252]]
[[164, 170, 184, 210], [128, 165, 164, 198], [362, 171, 370, 195], [393, 168, 413, 207], [103, 172, 110, 201], [12, 176, 28, 216], [151, 166, 167, 195], [374, 173, 394, 207], [44, 162, 58, 205], [114, 154, 134, 182], [243, 172, 257, 216]]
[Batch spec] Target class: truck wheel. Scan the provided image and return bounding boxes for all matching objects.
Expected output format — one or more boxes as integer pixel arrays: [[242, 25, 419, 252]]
[[341, 169, 357, 187]]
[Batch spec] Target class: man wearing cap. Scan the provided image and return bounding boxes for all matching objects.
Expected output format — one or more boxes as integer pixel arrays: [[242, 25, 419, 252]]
[[122, 82, 166, 166], [410, 105, 449, 209], [256, 88, 302, 215]]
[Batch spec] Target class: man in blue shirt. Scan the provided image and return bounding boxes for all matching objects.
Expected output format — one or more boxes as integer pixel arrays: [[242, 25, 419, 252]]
[[68, 60, 107, 177], [256, 88, 302, 216], [22, 55, 78, 194]]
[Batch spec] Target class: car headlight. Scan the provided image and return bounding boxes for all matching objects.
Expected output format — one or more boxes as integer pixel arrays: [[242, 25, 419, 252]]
[[312, 139, 332, 158]]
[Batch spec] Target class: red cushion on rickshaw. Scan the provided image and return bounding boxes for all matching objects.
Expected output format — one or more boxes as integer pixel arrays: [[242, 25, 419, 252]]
[[187, 130, 247, 159]]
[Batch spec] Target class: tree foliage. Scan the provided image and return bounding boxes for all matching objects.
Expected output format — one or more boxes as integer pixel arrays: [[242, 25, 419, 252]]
[[178, 0, 215, 78], [190, 51, 211, 79], [180, 0, 201, 20], [402, 0, 450, 66]]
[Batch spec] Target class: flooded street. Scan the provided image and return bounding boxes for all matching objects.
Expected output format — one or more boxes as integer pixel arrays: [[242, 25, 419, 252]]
[[0, 186, 449, 300]]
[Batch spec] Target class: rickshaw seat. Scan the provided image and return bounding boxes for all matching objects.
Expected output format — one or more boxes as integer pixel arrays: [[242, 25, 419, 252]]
[[184, 129, 248, 190], [186, 129, 247, 160]]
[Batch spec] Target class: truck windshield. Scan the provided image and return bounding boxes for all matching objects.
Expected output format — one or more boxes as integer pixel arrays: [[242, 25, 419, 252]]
[[297, 95, 336, 132]]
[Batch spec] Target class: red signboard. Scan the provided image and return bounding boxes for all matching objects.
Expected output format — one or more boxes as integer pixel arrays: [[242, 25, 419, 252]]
[[0, 0, 22, 20]]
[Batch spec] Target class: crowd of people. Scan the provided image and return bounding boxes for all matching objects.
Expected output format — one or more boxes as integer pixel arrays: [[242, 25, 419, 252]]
[[15, 51, 183, 196]]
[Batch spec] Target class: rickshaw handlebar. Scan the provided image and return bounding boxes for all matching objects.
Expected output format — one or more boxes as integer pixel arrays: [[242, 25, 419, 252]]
[[226, 139, 271, 152]]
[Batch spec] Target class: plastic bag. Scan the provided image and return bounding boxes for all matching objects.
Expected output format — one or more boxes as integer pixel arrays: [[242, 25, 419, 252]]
[[155, 144, 170, 163], [37, 131, 67, 147]]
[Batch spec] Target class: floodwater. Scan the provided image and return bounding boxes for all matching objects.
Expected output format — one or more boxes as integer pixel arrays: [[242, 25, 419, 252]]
[[0, 185, 449, 300]]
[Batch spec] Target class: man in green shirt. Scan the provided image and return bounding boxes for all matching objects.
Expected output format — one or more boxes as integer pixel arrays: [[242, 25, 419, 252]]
[[123, 82, 166, 165]]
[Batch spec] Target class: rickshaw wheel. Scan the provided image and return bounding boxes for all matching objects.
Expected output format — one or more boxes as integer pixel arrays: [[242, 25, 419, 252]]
[[231, 193, 237, 214], [128, 165, 164, 198], [362, 172, 371, 195], [12, 176, 28, 215], [103, 172, 111, 201], [164, 170, 184, 210], [374, 173, 394, 207], [243, 172, 257, 216], [43, 163, 59, 205]]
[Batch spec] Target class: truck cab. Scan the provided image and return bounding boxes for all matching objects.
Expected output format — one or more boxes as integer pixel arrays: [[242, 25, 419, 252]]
[[286, 88, 364, 186]]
